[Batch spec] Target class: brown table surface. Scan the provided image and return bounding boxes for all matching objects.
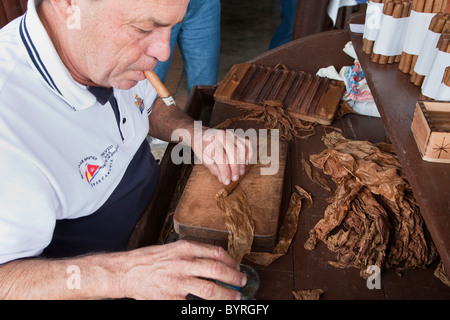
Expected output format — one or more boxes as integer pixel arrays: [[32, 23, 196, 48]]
[[178, 29, 450, 299]]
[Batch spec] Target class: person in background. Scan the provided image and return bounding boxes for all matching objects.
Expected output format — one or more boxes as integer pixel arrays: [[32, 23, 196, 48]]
[[270, 0, 297, 49], [153, 0, 221, 95]]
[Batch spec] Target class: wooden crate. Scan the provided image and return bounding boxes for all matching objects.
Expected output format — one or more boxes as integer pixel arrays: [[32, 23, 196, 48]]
[[411, 100, 450, 163]]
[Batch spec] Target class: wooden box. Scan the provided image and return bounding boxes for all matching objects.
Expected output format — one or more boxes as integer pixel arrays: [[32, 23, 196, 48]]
[[214, 63, 346, 125], [411, 100, 450, 163]]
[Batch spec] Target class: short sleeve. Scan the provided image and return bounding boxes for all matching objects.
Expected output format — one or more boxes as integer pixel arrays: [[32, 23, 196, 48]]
[[0, 145, 59, 264]]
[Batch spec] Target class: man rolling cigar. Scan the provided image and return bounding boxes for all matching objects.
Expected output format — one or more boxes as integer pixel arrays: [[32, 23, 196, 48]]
[[0, 0, 252, 299]]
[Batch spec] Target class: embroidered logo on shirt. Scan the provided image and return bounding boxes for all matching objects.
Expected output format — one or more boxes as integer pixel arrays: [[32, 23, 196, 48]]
[[134, 94, 144, 114], [77, 145, 120, 187], [85, 164, 100, 183]]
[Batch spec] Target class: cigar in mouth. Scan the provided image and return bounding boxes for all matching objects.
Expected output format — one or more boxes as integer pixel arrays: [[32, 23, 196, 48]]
[[144, 70, 176, 107]]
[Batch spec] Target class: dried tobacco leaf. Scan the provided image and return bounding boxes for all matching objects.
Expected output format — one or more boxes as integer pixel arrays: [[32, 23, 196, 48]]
[[213, 104, 316, 141], [292, 289, 324, 300], [216, 186, 255, 264], [245, 186, 312, 266], [301, 158, 331, 192], [305, 132, 437, 277], [434, 260, 450, 287]]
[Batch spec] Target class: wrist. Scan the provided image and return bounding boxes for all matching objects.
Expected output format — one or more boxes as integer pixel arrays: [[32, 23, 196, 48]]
[[60, 251, 130, 299]]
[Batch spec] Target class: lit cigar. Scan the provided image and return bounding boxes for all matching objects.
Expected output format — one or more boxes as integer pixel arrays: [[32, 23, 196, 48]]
[[144, 70, 176, 107]]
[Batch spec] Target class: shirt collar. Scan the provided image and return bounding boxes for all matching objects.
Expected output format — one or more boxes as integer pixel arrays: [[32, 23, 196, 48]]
[[19, 0, 97, 111]]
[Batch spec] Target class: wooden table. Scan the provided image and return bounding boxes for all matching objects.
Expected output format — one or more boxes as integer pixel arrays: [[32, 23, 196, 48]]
[[129, 29, 450, 300]]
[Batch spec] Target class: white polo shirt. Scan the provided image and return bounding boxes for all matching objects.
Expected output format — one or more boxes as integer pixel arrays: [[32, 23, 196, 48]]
[[0, 1, 158, 264]]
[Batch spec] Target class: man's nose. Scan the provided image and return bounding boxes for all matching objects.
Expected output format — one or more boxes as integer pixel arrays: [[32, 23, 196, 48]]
[[145, 30, 172, 63]]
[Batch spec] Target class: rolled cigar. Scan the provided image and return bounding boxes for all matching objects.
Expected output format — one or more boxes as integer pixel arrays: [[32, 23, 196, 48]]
[[372, 0, 395, 63], [144, 70, 176, 107], [433, 0, 445, 11], [387, 1, 405, 63], [424, 0, 435, 12], [363, 0, 383, 54], [421, 31, 449, 99], [399, 0, 428, 73], [395, 0, 407, 67], [415, 0, 426, 11], [437, 30, 450, 51], [407, 0, 437, 73], [411, 12, 450, 86], [217, 163, 255, 197], [411, 13, 448, 85], [443, 66, 450, 85]]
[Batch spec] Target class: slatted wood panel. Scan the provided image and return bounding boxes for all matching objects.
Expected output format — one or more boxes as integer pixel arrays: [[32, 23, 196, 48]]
[[214, 63, 346, 125]]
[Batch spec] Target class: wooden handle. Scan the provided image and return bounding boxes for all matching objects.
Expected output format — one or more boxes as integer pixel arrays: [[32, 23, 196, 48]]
[[144, 70, 171, 98]]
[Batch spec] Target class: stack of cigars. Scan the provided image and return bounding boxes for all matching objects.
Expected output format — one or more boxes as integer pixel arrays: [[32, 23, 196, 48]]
[[367, 0, 413, 64], [411, 13, 450, 86], [362, 0, 450, 100]]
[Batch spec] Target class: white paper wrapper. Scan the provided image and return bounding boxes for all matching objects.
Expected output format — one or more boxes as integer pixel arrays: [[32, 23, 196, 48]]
[[316, 42, 380, 118], [435, 83, 450, 101], [373, 15, 409, 56], [363, 2, 384, 41], [414, 29, 441, 76], [422, 51, 450, 99], [402, 11, 436, 55]]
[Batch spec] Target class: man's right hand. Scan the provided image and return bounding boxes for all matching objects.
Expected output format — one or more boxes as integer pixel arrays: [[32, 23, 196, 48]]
[[119, 240, 247, 300]]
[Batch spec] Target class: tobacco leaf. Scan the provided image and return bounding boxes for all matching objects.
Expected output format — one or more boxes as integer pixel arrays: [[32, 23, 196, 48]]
[[216, 186, 255, 264], [434, 260, 450, 287], [305, 131, 438, 277], [302, 158, 331, 191], [245, 186, 312, 266], [292, 289, 324, 300], [214, 104, 316, 141]]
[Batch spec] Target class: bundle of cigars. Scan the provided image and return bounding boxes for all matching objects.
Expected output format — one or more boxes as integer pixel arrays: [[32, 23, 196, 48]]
[[362, 0, 450, 100]]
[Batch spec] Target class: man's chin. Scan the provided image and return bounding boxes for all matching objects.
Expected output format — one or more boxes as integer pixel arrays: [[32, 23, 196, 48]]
[[114, 79, 140, 90]]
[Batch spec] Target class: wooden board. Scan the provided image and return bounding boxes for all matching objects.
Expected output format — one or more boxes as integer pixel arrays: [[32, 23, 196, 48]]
[[174, 137, 288, 249], [214, 63, 346, 125]]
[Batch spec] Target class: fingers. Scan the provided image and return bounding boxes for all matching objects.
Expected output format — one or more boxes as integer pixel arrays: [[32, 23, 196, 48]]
[[124, 241, 247, 300], [172, 241, 240, 271], [174, 243, 247, 300], [183, 276, 241, 300], [202, 129, 253, 185]]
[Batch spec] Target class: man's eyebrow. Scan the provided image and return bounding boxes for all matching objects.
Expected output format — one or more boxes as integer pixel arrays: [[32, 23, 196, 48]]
[[152, 17, 185, 28]]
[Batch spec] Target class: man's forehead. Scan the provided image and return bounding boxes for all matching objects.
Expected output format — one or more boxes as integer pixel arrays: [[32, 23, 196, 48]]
[[121, 0, 188, 25]]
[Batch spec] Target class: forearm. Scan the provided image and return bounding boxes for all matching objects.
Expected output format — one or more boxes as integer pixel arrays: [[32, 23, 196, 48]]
[[0, 252, 126, 300], [147, 98, 205, 146]]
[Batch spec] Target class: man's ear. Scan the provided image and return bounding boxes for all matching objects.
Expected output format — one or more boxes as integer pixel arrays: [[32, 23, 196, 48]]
[[49, 0, 81, 29], [48, 0, 77, 20]]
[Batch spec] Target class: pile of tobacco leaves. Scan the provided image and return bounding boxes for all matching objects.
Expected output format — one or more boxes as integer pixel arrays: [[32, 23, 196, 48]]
[[303, 131, 438, 278]]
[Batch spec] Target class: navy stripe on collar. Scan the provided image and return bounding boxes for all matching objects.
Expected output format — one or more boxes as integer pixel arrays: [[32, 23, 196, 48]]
[[19, 14, 63, 97]]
